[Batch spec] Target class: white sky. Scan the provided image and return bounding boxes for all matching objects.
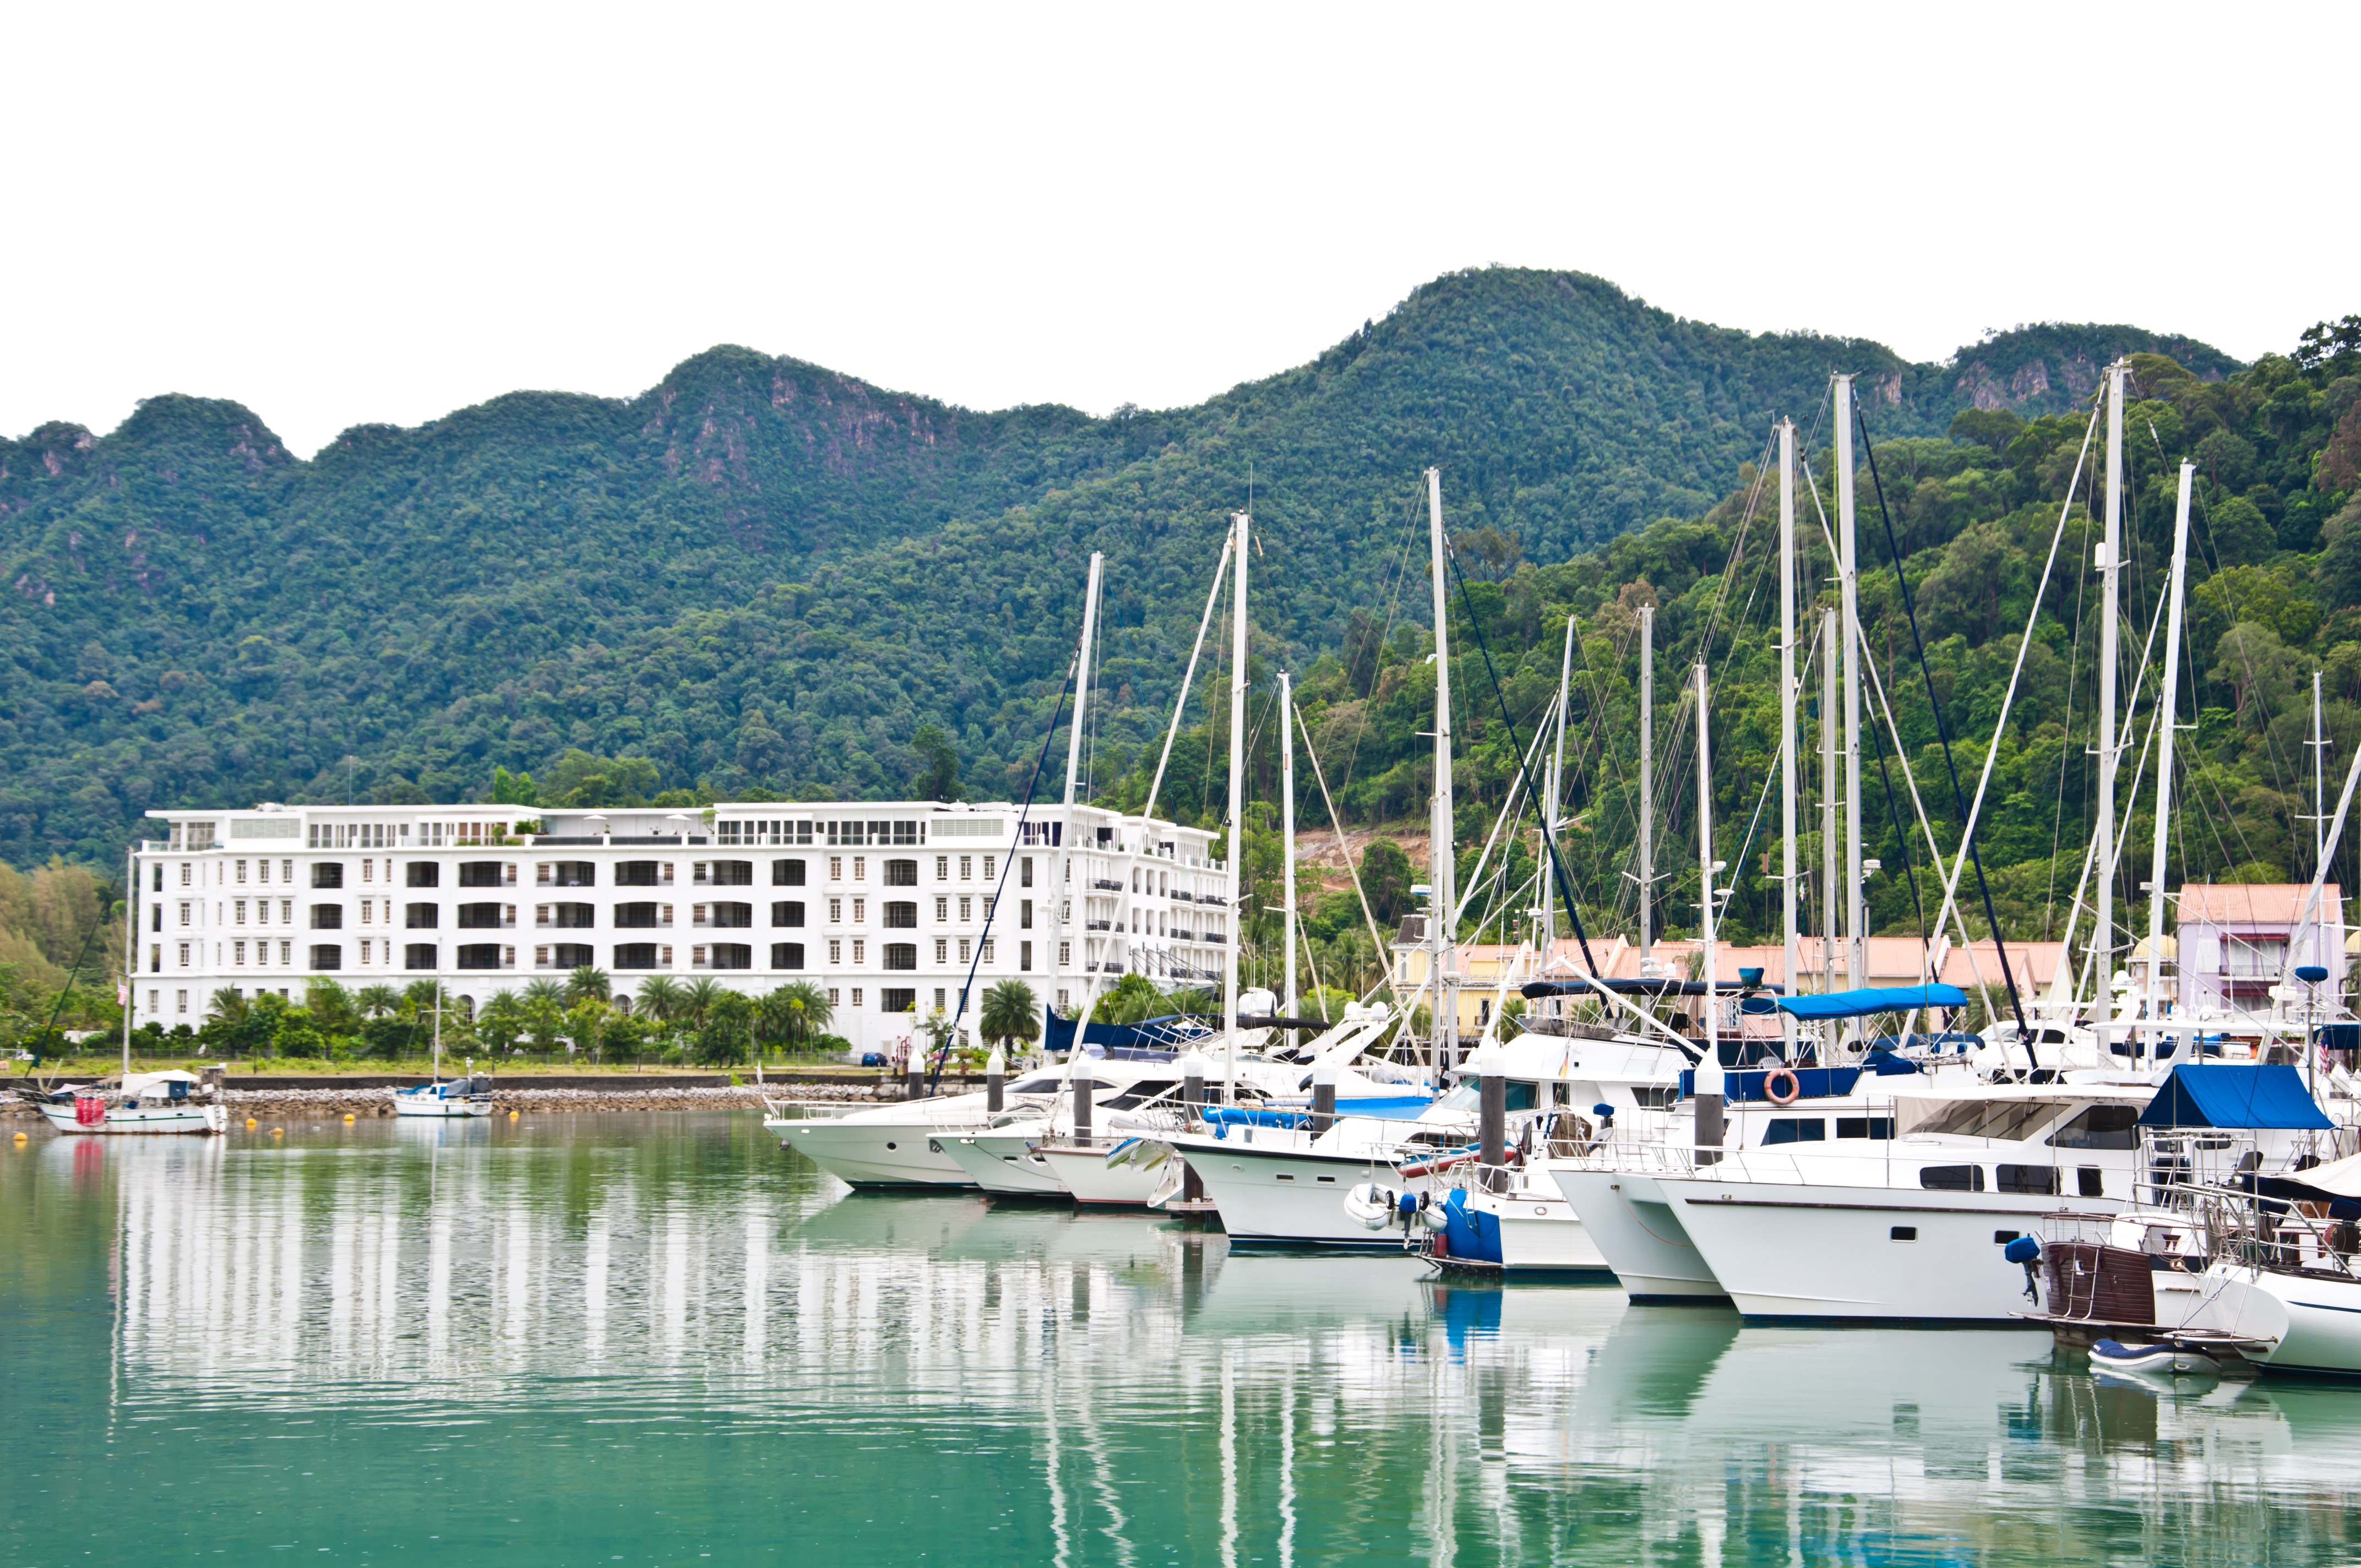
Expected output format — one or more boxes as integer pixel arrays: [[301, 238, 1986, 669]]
[[7, 3, 2353, 458]]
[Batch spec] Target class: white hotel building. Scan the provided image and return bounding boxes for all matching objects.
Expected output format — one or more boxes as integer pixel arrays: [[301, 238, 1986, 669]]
[[132, 800, 1233, 1055]]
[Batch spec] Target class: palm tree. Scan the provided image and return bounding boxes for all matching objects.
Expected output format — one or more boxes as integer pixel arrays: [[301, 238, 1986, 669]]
[[520, 977, 568, 1054], [761, 980, 831, 1055], [477, 990, 526, 1054], [565, 966, 610, 1005], [208, 987, 250, 1023], [354, 984, 401, 1020], [304, 977, 358, 1035], [401, 978, 444, 1022], [680, 977, 724, 1032], [635, 974, 683, 1022], [564, 998, 612, 1060], [979, 979, 1039, 1058]]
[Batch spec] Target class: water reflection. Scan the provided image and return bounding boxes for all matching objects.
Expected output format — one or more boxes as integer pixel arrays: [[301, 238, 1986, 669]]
[[8, 1116, 2361, 1565]]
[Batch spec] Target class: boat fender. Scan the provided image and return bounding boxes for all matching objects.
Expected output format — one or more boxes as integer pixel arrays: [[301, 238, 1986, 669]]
[[1344, 1183, 1396, 1231], [1416, 1194, 1448, 1233], [1764, 1069, 1801, 1106], [2004, 1235, 2041, 1302]]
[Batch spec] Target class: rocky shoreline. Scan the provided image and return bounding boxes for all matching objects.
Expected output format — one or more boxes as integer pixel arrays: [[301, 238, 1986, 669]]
[[4, 1080, 914, 1120]]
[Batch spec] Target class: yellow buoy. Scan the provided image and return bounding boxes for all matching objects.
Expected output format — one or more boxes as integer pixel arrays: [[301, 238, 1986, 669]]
[[12, 1131, 26, 1144], [246, 1117, 257, 1128], [342, 1113, 356, 1124], [270, 1126, 284, 1136], [507, 1109, 520, 1120]]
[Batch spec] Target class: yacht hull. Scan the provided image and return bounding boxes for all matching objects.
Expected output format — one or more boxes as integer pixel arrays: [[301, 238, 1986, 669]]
[[37, 1100, 225, 1135], [941, 1130, 1069, 1197], [1658, 1177, 2117, 1324], [1551, 1167, 1726, 1301], [765, 1117, 976, 1188], [1033, 1142, 1169, 1207], [393, 1095, 493, 1118], [1451, 1182, 1614, 1278], [1176, 1136, 1430, 1249], [2194, 1266, 2361, 1378]]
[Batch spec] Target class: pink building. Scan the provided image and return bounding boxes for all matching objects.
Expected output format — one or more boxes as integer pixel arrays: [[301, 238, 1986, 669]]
[[2174, 884, 2345, 1017]]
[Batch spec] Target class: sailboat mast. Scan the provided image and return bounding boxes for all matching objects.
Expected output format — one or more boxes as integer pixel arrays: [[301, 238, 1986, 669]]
[[1280, 669, 1298, 1020], [1222, 516, 1248, 1092], [1836, 374, 1865, 997], [1821, 608, 1839, 995], [1778, 418, 1799, 1056], [2315, 671, 2329, 878], [1425, 469, 1459, 1074], [122, 843, 136, 1080], [1639, 604, 1654, 973], [2144, 460, 2194, 1049], [2094, 361, 2127, 1040], [1547, 615, 1574, 976], [1696, 662, 1716, 1063], [1049, 553, 1105, 1044]]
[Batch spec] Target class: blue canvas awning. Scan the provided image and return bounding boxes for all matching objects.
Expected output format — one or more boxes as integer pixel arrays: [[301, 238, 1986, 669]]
[[2137, 1063, 2333, 1130], [1775, 984, 1967, 1022]]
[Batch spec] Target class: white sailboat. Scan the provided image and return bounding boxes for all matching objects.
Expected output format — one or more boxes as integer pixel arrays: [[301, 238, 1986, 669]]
[[393, 981, 493, 1117], [36, 846, 226, 1135]]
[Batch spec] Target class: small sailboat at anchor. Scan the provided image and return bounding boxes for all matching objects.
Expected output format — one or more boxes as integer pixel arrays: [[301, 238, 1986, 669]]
[[393, 982, 493, 1118]]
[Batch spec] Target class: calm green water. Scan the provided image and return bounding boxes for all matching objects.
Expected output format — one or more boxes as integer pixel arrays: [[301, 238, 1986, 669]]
[[7, 1114, 2361, 1566]]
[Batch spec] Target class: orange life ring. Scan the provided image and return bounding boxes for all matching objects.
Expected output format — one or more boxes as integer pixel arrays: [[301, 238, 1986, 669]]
[[1764, 1068, 1802, 1106]]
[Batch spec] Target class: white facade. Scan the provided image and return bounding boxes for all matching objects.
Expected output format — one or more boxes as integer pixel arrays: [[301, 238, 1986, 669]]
[[130, 799, 1232, 1054]]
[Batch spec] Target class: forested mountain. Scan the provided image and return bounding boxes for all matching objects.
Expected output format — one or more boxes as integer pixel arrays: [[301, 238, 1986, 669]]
[[2, 265, 2336, 978]]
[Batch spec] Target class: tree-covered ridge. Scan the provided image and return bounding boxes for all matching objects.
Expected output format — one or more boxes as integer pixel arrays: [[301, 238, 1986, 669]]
[[1164, 319, 2361, 1001], [0, 266, 2253, 873]]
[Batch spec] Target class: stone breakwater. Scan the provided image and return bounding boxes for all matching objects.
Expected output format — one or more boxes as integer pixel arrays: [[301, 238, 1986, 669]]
[[4, 1081, 906, 1119]]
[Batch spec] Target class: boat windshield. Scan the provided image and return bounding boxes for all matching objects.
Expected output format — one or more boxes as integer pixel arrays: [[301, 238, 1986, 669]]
[[1901, 1097, 2076, 1143]]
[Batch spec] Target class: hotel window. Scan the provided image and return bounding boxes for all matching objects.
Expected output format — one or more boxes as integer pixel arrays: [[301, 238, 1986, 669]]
[[828, 898, 844, 923], [175, 990, 187, 1015], [255, 899, 270, 926], [828, 939, 842, 964], [233, 941, 246, 965], [236, 859, 247, 883], [852, 939, 866, 965], [361, 902, 372, 924], [179, 863, 191, 886], [234, 900, 247, 925], [361, 860, 372, 883], [853, 857, 866, 881], [282, 860, 295, 881], [934, 988, 946, 1010], [773, 901, 805, 927], [958, 896, 972, 922], [1021, 857, 1033, 888], [1020, 899, 1032, 930], [359, 940, 372, 965], [959, 938, 971, 964], [980, 940, 993, 963], [829, 857, 842, 881], [935, 856, 948, 881], [772, 943, 804, 970], [934, 939, 948, 964], [1059, 941, 1071, 966], [959, 856, 972, 881], [934, 897, 948, 922], [280, 941, 292, 965], [1019, 941, 1031, 971], [982, 856, 994, 881], [1057, 989, 1070, 1011], [178, 902, 191, 926], [149, 943, 160, 973], [827, 988, 840, 1007], [280, 899, 293, 924], [536, 945, 551, 968], [257, 859, 270, 884], [852, 899, 865, 924], [774, 859, 806, 886], [177, 943, 191, 967], [852, 989, 863, 1008]]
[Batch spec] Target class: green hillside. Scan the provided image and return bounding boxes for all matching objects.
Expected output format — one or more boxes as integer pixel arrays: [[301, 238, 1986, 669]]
[[0, 266, 2308, 926]]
